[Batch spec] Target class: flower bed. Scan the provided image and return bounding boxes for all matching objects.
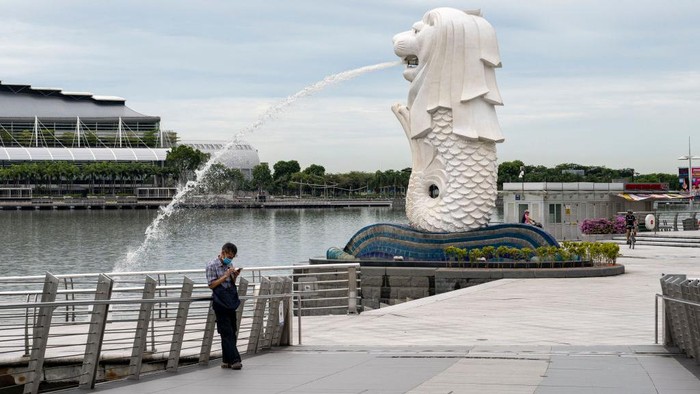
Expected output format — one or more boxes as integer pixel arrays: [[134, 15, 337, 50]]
[[444, 241, 619, 268], [580, 216, 626, 235]]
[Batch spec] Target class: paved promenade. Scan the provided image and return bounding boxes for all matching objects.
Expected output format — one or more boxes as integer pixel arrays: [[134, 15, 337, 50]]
[[62, 234, 700, 393]]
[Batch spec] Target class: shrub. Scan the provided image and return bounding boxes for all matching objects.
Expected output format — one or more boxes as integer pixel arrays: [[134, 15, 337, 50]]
[[612, 215, 626, 234], [580, 217, 627, 234], [447, 243, 617, 266], [444, 246, 467, 261], [468, 249, 483, 262], [580, 218, 613, 234], [481, 246, 496, 260], [495, 245, 510, 259]]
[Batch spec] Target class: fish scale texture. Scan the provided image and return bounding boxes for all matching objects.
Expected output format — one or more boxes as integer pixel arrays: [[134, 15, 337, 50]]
[[407, 108, 497, 232]]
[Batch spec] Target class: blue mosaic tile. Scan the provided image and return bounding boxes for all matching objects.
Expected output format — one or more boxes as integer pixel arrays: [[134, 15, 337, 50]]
[[333, 223, 559, 261]]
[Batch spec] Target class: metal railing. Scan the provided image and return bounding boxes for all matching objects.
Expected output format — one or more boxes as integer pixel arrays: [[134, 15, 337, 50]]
[[0, 263, 360, 393], [623, 210, 699, 232], [656, 274, 700, 361]]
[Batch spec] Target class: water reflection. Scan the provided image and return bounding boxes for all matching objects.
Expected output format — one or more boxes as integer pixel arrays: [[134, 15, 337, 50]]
[[0, 208, 408, 276], [0, 206, 504, 276]]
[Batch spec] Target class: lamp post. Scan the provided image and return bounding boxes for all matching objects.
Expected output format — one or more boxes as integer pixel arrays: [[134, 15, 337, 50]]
[[678, 136, 700, 208]]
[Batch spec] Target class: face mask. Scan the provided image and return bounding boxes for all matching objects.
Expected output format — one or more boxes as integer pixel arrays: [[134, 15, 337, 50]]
[[222, 257, 232, 265]]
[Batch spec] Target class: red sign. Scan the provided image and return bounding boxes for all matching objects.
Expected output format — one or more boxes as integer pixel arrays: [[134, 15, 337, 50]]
[[624, 183, 668, 191]]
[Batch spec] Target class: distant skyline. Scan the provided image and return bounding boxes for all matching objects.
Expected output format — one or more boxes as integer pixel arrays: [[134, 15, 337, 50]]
[[3, 1, 699, 174]]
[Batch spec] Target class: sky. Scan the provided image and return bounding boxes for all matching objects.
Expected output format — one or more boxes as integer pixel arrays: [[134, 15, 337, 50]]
[[2, 0, 699, 174]]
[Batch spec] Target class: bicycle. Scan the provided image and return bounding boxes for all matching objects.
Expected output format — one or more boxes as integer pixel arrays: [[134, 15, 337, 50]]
[[628, 229, 636, 249]]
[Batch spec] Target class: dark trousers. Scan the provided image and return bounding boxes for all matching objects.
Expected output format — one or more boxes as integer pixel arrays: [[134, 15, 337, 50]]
[[213, 303, 241, 364]]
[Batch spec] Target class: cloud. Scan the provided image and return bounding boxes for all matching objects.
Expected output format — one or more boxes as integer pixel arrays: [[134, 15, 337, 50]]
[[3, 0, 700, 175]]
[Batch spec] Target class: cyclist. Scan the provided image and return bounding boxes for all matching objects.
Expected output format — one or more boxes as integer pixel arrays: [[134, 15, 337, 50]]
[[625, 210, 637, 245]]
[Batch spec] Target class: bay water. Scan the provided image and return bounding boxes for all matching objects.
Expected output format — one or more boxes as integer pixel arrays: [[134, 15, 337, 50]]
[[0, 207, 408, 276], [0, 206, 504, 277]]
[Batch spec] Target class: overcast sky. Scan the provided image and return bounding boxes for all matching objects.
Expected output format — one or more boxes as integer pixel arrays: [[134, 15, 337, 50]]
[[2, 0, 699, 174]]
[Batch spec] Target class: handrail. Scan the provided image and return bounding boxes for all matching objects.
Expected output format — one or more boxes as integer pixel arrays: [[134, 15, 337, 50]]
[[0, 262, 361, 282], [0, 274, 299, 394], [0, 293, 292, 309], [654, 293, 700, 345], [0, 263, 359, 393]]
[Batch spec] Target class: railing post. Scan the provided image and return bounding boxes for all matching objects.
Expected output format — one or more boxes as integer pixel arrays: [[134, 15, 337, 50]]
[[166, 277, 194, 372], [296, 294, 302, 345], [680, 280, 699, 359], [236, 277, 249, 335], [655, 294, 659, 344], [247, 278, 270, 354], [278, 277, 294, 346], [199, 305, 217, 365], [23, 272, 59, 394], [79, 274, 114, 389], [128, 276, 157, 380], [23, 294, 34, 357], [348, 266, 358, 314], [687, 279, 700, 360], [264, 278, 284, 349]]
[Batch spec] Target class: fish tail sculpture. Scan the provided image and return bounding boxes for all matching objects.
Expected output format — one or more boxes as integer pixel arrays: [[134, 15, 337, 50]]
[[392, 7, 504, 233]]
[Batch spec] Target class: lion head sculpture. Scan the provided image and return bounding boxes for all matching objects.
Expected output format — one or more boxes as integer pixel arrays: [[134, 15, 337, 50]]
[[392, 8, 504, 143]]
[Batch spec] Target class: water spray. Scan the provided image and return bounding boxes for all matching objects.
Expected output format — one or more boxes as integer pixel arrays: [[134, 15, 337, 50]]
[[117, 61, 401, 271]]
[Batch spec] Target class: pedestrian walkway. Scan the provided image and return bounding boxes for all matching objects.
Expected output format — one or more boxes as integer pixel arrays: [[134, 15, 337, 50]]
[[59, 242, 700, 393]]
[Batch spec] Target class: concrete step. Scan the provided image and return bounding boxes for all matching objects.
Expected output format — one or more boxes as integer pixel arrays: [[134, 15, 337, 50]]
[[612, 240, 700, 248], [612, 232, 700, 243], [611, 237, 700, 244], [610, 236, 700, 248]]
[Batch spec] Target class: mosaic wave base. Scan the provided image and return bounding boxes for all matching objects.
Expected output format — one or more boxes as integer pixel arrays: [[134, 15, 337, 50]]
[[327, 223, 560, 261]]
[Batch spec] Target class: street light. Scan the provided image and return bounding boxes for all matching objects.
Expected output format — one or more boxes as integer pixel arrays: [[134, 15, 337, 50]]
[[678, 136, 700, 207], [678, 137, 700, 188]]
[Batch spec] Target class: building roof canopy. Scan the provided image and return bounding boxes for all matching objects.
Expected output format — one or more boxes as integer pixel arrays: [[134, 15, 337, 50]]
[[0, 147, 168, 162], [0, 82, 158, 121]]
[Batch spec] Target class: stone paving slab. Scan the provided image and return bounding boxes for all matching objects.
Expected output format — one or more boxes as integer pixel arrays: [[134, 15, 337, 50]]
[[58, 345, 700, 394], [57, 241, 700, 393]]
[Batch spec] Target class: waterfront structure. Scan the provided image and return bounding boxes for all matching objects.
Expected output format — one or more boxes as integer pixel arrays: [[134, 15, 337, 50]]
[[501, 182, 691, 240], [181, 140, 260, 179], [0, 81, 261, 196], [0, 81, 172, 164]]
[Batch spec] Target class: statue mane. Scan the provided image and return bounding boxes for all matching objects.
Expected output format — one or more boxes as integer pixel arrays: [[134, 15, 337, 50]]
[[406, 8, 504, 142]]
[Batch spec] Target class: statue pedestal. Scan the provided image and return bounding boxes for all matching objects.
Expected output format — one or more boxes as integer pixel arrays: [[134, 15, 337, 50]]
[[327, 223, 559, 261]]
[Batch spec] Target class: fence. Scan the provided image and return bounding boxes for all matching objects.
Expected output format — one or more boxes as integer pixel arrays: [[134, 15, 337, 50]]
[[0, 263, 360, 393], [627, 210, 700, 232], [656, 274, 700, 362]]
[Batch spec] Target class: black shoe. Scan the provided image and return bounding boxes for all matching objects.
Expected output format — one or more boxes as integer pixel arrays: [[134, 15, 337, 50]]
[[230, 361, 243, 370], [221, 363, 231, 369]]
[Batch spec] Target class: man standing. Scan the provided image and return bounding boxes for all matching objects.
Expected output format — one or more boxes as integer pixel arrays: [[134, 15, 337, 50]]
[[206, 242, 243, 370]]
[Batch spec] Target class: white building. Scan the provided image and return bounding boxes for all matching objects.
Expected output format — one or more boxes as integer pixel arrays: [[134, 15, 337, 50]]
[[501, 182, 689, 240]]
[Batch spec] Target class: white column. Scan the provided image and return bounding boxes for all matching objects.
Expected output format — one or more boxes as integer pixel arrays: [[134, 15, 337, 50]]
[[33, 116, 39, 147], [76, 116, 81, 148], [118, 117, 123, 148]]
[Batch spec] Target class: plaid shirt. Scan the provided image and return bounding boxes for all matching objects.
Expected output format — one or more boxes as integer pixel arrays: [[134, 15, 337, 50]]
[[205, 257, 234, 289]]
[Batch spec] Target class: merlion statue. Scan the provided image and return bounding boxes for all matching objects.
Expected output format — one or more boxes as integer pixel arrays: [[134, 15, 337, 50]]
[[392, 7, 504, 232]]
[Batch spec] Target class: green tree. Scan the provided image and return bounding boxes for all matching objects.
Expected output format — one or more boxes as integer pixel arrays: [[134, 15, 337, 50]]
[[272, 160, 301, 194], [199, 163, 246, 194], [142, 131, 157, 147], [273, 160, 301, 180], [303, 164, 326, 177], [165, 145, 209, 185], [252, 163, 273, 192], [60, 132, 75, 147]]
